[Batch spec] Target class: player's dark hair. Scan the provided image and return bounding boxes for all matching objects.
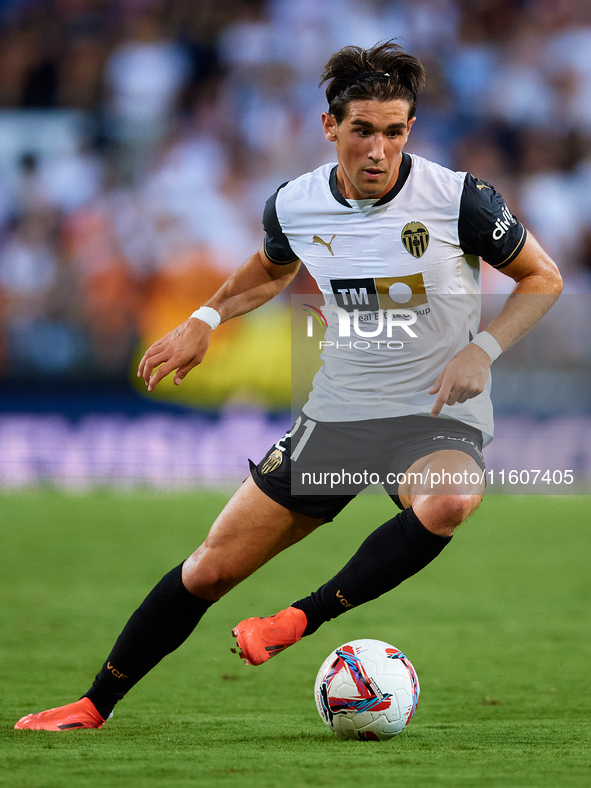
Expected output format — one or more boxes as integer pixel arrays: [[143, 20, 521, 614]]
[[320, 41, 426, 124]]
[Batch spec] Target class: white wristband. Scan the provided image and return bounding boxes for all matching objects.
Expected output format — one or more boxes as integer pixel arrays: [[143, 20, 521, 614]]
[[471, 331, 503, 363], [190, 306, 221, 330]]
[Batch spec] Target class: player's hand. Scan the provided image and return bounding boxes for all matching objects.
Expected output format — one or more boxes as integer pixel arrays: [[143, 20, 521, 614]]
[[429, 343, 492, 417], [138, 318, 213, 392]]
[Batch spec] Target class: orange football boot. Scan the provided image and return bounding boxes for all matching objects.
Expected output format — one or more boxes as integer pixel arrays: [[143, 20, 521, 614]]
[[232, 606, 307, 665], [14, 698, 108, 731]]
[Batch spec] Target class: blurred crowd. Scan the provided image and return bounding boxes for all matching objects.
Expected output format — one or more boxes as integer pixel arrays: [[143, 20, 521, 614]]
[[0, 0, 590, 382]]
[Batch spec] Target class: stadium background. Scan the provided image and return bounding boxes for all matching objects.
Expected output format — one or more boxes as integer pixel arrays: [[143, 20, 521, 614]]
[[0, 0, 589, 488], [1, 4, 590, 786]]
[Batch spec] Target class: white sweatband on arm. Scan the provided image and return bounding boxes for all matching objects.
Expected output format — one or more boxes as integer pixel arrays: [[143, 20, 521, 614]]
[[190, 306, 221, 330], [471, 331, 503, 363]]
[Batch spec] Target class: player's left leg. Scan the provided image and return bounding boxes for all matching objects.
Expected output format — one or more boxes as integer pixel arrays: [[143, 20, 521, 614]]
[[397, 448, 484, 535], [234, 449, 484, 657], [290, 449, 483, 635]]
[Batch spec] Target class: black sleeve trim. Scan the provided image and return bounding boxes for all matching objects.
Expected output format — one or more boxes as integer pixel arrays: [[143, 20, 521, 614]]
[[494, 224, 527, 268], [458, 174, 528, 269], [262, 182, 299, 265]]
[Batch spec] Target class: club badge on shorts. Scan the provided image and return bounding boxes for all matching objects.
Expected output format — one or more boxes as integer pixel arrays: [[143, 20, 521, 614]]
[[261, 449, 283, 474]]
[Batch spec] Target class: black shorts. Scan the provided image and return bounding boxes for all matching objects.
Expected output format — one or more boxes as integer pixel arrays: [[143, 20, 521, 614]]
[[250, 413, 485, 522]]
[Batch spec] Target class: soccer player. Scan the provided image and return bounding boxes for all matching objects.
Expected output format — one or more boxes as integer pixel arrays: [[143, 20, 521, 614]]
[[15, 41, 562, 731]]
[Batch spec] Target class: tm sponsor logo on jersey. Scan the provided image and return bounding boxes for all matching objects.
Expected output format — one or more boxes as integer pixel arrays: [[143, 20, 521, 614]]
[[330, 273, 428, 312], [493, 204, 517, 240]]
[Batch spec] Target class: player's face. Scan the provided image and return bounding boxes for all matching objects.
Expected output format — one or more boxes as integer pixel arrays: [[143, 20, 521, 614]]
[[322, 99, 415, 200]]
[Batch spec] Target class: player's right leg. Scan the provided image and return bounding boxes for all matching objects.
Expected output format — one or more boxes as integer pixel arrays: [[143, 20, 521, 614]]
[[232, 415, 486, 664], [14, 478, 323, 731]]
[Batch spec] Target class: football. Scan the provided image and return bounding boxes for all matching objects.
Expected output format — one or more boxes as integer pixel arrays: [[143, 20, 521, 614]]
[[314, 639, 420, 741]]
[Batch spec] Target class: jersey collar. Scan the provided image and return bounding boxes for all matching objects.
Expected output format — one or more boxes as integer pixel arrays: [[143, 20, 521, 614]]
[[329, 152, 412, 208]]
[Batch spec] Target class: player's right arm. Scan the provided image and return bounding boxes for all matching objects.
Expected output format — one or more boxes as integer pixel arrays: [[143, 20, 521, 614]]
[[138, 245, 300, 391]]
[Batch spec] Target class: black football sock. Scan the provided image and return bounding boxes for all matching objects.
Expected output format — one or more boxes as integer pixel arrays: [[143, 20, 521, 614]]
[[84, 562, 212, 719], [292, 507, 451, 636]]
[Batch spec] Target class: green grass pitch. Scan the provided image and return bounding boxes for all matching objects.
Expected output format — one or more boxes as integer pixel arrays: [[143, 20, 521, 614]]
[[0, 492, 590, 788]]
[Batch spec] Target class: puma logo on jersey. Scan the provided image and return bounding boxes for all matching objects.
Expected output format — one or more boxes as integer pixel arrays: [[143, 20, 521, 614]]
[[476, 181, 491, 190], [492, 204, 516, 240], [313, 234, 336, 255]]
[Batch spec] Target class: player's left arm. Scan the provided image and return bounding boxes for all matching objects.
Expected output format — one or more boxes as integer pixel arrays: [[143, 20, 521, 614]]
[[430, 188, 562, 417], [476, 232, 562, 349]]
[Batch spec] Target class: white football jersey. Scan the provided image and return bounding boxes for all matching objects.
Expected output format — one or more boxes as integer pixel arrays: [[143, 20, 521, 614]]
[[263, 153, 527, 442]]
